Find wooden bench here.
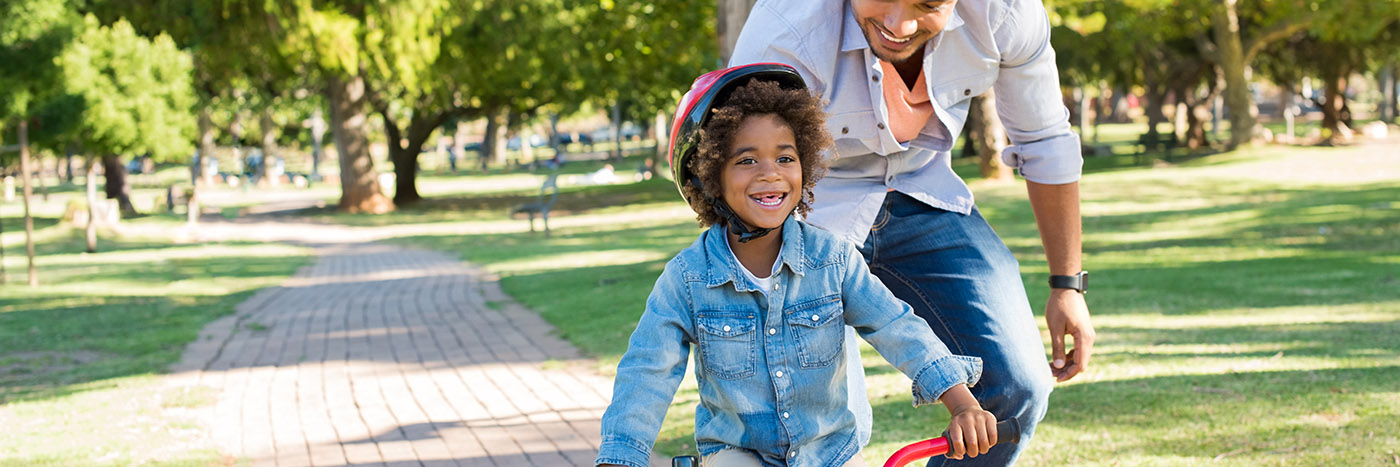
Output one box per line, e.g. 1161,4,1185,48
1136,132,1180,164
511,173,559,237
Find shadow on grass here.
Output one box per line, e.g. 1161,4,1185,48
868,366,1400,463
984,182,1400,317
301,176,681,227
0,237,308,405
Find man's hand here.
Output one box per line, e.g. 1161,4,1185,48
1045,289,1094,382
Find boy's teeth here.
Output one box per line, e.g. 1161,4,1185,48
754,194,785,206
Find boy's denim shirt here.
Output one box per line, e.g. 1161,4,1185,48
595,216,982,467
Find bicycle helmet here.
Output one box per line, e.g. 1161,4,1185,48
667,63,807,242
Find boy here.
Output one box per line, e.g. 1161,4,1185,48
595,64,997,467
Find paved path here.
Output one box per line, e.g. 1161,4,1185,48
166,227,661,466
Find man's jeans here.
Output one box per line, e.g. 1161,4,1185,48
851,192,1053,466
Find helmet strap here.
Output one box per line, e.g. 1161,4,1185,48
692,175,777,243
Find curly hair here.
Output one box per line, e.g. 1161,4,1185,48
682,79,832,227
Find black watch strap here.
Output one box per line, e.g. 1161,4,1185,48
1049,271,1088,293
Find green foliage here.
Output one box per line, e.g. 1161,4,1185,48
57,15,197,162
0,0,79,146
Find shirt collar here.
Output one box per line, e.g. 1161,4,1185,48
703,216,806,289
841,1,966,53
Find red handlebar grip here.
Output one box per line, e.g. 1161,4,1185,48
881,419,1021,467
882,438,950,467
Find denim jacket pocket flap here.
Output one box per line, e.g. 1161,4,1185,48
698,315,756,337
785,295,842,328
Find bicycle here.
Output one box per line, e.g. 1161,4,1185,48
670,418,1022,467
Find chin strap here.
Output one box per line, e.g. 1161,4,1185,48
691,175,777,243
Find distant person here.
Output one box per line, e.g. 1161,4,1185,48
730,0,1096,464
595,64,999,467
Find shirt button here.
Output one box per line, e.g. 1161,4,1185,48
887,175,894,183
811,314,820,321
768,328,777,335
964,89,972,96
841,127,849,134
872,75,879,82
877,122,886,130
783,412,790,419
775,370,784,378
790,451,797,458
723,325,731,332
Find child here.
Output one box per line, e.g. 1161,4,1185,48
595,64,997,467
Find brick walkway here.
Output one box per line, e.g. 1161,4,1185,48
168,240,659,466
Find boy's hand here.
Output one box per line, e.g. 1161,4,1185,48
945,403,997,460
938,384,997,460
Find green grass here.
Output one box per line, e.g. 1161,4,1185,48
0,208,310,465
375,136,1400,465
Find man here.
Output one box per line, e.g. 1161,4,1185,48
730,0,1095,464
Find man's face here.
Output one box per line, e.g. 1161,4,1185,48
850,0,958,64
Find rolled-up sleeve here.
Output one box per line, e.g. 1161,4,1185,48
992,0,1083,185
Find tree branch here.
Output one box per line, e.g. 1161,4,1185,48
1194,34,1221,64
1244,17,1312,62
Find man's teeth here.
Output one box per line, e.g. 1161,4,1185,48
881,30,911,43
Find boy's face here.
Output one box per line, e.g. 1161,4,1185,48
720,114,803,230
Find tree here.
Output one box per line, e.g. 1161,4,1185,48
58,15,197,216
1,0,79,284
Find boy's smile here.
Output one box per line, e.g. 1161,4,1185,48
721,114,803,231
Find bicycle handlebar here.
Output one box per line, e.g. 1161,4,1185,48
882,419,1022,467
670,419,1022,467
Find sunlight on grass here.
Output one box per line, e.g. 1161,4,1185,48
366,140,1400,465
492,248,674,274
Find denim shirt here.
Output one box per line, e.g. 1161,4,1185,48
595,217,982,467
730,0,1083,245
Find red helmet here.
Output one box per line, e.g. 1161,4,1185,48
667,63,807,202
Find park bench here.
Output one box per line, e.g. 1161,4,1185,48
1136,132,1180,164
511,172,559,237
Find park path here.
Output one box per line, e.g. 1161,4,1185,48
164,215,663,466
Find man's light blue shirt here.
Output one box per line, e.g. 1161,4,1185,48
730,0,1084,245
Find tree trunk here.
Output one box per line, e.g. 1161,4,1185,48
652,110,668,178
1320,71,1352,146
718,0,759,65
1380,62,1396,122
100,154,136,216
196,107,215,186
64,146,75,184
86,159,98,253
482,109,507,171
968,90,1012,181
1212,0,1257,149
611,102,624,161
19,121,38,286
1144,67,1168,140
259,108,278,186
310,108,326,178
326,73,392,213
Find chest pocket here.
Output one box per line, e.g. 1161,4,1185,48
696,311,757,380
785,295,844,368
931,72,997,113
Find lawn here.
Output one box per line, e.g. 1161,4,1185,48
0,197,311,465
377,133,1399,465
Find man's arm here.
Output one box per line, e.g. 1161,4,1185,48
1026,180,1094,382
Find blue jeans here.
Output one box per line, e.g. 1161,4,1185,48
856,192,1052,466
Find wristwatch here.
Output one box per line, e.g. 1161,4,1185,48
1049,271,1088,293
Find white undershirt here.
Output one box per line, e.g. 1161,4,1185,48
724,234,780,295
